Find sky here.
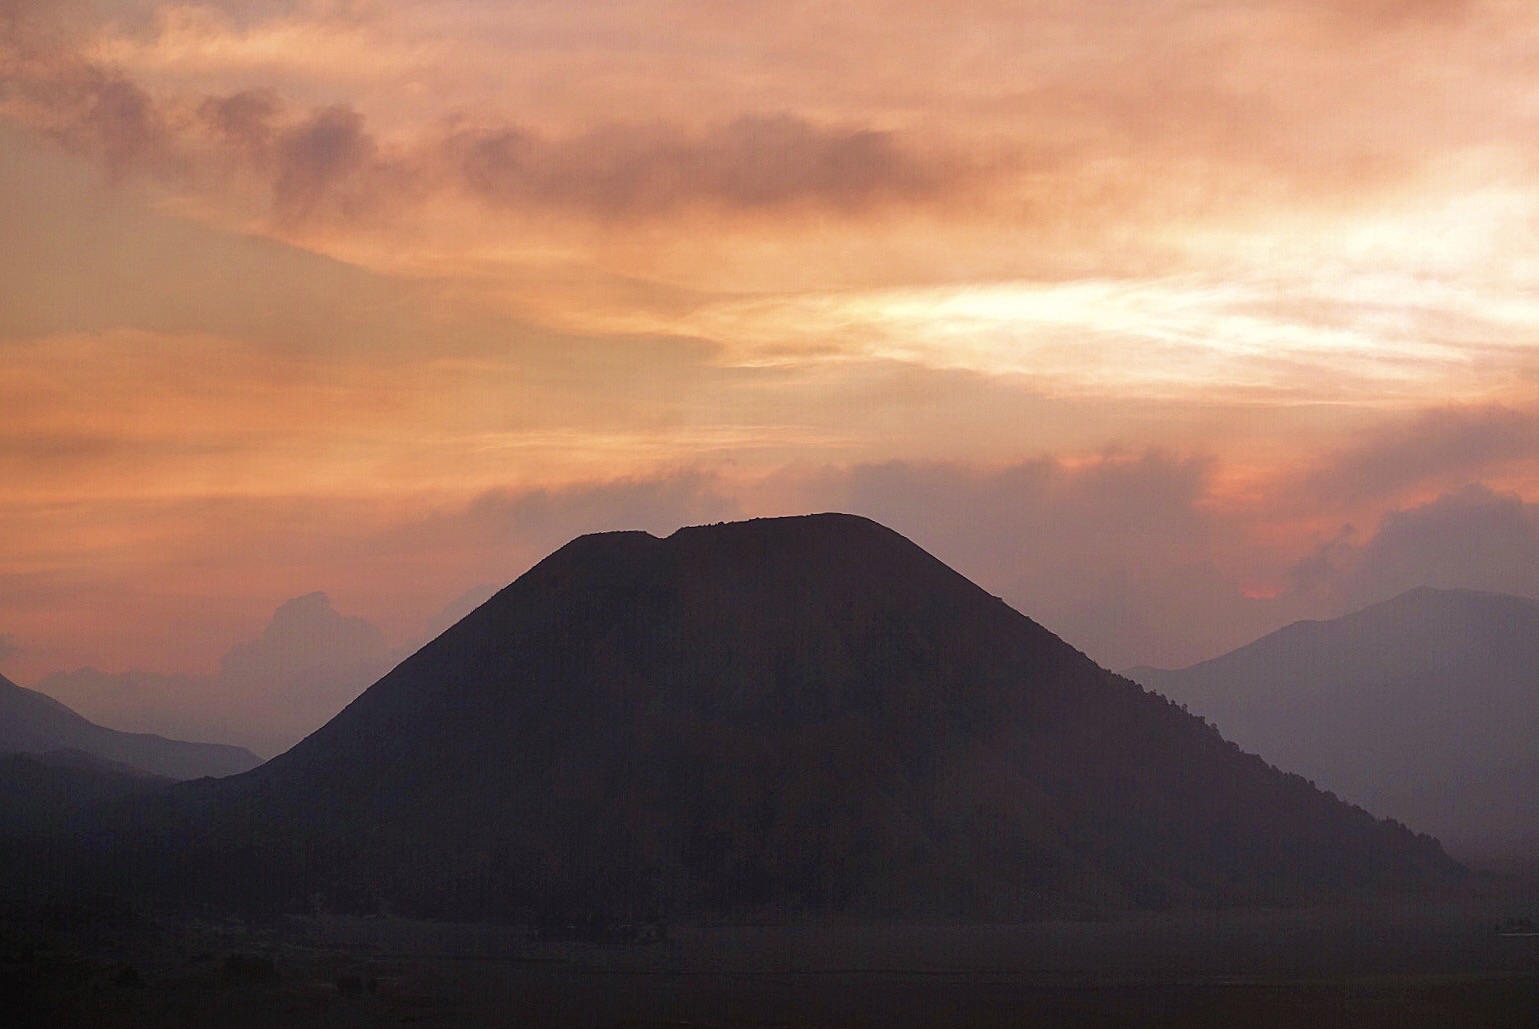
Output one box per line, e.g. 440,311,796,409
3,0,1538,754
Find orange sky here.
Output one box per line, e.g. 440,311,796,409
2,0,1538,750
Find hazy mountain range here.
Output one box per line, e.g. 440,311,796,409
80,514,1457,921
0,673,262,781
1127,587,1539,860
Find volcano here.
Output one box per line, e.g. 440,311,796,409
122,514,1458,918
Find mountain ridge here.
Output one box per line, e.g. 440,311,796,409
102,514,1461,919
1126,586,1539,857
0,673,262,781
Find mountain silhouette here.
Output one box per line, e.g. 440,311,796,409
122,515,1457,918
1127,587,1539,859
0,673,262,781
0,749,171,838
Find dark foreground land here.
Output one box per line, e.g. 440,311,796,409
5,899,1537,1028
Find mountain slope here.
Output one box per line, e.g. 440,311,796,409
127,515,1458,918
1127,587,1539,857
0,749,171,835
0,674,262,780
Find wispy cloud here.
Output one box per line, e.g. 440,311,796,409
673,272,1539,403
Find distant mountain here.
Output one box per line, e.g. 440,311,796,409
1127,587,1539,859
111,516,1457,920
0,674,262,781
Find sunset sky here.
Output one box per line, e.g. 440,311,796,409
3,0,1538,753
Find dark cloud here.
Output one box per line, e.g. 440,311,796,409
0,5,170,176
1354,484,1539,599
1,8,959,226
1,0,1519,240
1292,484,1539,611
66,71,161,173
1305,406,1539,503
453,114,940,217
1,12,960,226
199,89,281,166
265,108,955,223
5,57,169,175
272,104,386,222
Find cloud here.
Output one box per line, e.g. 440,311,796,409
0,43,171,176
451,114,941,217
7,0,1536,324
10,0,1532,230
0,12,963,227
1354,484,1539,597
271,102,405,222
217,590,387,696
64,71,164,173
270,102,363,210
0,633,18,666
37,591,391,757
1304,406,1539,503
1292,483,1539,610
198,88,280,165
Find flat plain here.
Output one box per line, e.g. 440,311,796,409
8,896,1537,1027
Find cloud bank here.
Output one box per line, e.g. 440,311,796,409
38,591,391,757
1294,484,1539,613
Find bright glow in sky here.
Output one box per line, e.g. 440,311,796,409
2,0,1538,750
